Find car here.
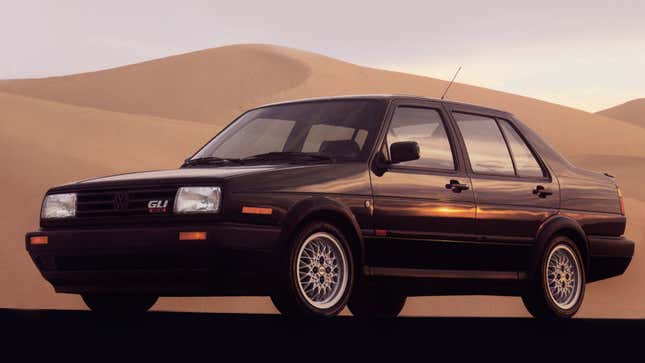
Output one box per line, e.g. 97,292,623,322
26,95,634,319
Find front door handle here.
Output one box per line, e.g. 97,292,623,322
533,185,553,198
445,179,470,193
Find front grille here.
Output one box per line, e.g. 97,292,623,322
76,187,177,218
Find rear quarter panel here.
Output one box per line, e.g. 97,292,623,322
558,168,626,236
510,116,626,237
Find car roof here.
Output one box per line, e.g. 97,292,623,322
255,94,514,118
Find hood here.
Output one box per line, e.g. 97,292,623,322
49,164,315,192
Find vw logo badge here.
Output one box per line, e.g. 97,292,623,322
113,191,129,211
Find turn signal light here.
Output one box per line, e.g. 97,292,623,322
242,206,273,215
179,231,207,241
30,236,48,245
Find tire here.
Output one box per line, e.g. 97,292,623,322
271,221,354,317
82,294,158,315
348,283,406,318
522,236,585,319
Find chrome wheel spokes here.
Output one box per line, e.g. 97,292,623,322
546,244,582,310
296,232,348,309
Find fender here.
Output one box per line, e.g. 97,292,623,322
529,214,590,280
277,196,365,265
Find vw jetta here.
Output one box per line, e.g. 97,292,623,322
26,95,634,319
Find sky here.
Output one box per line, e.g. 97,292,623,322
1,0,644,112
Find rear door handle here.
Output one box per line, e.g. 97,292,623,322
445,179,469,193
533,185,553,198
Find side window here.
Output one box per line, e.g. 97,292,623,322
453,112,515,176
387,107,455,170
498,120,545,178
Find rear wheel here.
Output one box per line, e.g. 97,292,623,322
271,222,354,317
82,294,158,315
348,284,406,318
522,236,585,319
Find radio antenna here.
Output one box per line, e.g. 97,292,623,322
440,66,462,100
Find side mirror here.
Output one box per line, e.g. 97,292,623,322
390,141,420,164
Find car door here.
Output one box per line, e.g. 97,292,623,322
366,99,481,272
449,108,559,271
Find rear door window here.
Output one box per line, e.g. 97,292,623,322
498,120,545,178
453,112,515,176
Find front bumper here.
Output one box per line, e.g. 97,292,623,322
588,235,635,282
26,223,282,295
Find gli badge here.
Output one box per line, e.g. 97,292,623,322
148,200,169,213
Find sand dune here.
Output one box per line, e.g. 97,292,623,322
597,98,645,128
3,44,645,162
1,44,643,317
0,45,310,124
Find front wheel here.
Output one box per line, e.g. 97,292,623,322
522,236,585,319
271,222,354,317
82,294,158,315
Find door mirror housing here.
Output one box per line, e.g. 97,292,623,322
390,141,420,164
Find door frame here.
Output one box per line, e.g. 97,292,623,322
440,102,556,184
368,97,469,175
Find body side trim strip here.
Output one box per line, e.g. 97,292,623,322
365,266,526,280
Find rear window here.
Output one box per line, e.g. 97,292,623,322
302,125,368,152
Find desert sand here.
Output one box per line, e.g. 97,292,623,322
597,98,645,128
1,44,643,317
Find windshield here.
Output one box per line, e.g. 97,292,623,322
189,99,387,163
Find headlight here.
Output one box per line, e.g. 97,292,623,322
174,187,221,214
41,193,77,219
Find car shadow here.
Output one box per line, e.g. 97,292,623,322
3,308,641,358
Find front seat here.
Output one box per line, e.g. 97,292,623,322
318,140,361,159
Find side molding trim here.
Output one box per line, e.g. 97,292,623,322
364,266,526,281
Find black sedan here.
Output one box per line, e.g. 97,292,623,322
26,95,634,319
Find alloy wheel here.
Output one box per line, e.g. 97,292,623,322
545,244,582,310
295,232,349,310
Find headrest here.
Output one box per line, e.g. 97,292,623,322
318,140,360,158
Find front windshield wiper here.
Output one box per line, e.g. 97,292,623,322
182,156,244,167
242,152,335,163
